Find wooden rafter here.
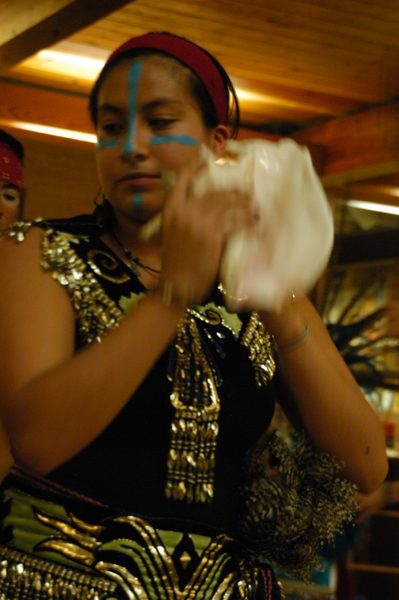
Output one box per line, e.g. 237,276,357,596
0,0,133,74
293,102,399,189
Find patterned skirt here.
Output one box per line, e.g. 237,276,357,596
0,468,283,599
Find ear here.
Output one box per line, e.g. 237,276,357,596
210,125,229,158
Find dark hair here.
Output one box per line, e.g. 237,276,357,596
89,35,240,137
0,129,25,163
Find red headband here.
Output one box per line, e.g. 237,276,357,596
106,32,228,125
0,143,24,190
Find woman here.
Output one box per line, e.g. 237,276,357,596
0,32,387,599
0,129,24,482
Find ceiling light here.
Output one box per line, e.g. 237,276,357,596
16,41,110,81
235,87,312,109
37,49,105,72
1,120,96,144
345,199,399,216
27,42,298,110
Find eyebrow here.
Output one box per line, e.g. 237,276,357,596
0,183,19,191
142,98,184,111
97,98,184,116
97,103,125,116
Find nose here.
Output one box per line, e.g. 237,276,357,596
121,119,150,162
121,60,149,161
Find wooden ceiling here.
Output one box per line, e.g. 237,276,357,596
1,0,399,214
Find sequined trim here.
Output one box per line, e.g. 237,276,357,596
41,229,124,344
7,220,124,345
6,218,41,242
0,545,117,599
240,313,276,388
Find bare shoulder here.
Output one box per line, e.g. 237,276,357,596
0,224,43,260
0,225,75,399
0,225,68,306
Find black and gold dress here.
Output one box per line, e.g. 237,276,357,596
0,212,285,599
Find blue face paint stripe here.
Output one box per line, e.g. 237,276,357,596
132,193,143,213
123,61,142,155
151,135,199,147
96,138,119,150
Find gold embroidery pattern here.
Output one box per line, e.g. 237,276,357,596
1,486,261,599
41,229,124,344
87,248,131,284
241,313,276,388
166,310,276,504
34,508,102,565
189,302,243,338
119,291,146,314
95,514,257,599
166,315,220,503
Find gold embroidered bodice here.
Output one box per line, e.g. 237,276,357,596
8,216,277,534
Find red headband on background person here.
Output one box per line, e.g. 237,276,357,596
106,32,229,125
0,143,24,189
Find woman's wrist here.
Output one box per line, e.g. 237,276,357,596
260,302,304,336
260,299,310,353
275,321,310,352
150,281,190,312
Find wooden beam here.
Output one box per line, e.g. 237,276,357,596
0,80,93,137
0,79,329,175
3,79,399,189
0,80,282,144
294,103,399,185
346,183,399,207
0,0,132,74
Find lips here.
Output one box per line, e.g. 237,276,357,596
117,173,160,185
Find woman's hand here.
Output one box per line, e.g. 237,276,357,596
159,161,255,305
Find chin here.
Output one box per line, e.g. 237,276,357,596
130,205,162,225
131,196,165,220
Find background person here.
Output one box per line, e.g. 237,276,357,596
0,129,25,229
0,129,23,480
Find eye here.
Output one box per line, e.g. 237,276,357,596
98,122,125,137
149,118,176,129
0,189,20,204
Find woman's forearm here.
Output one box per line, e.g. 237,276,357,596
260,296,388,492
5,293,184,475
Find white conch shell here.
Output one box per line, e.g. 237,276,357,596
190,138,334,312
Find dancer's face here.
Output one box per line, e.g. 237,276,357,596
95,55,226,223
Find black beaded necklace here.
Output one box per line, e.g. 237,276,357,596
109,228,161,278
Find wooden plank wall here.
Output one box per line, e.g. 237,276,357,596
18,135,98,220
